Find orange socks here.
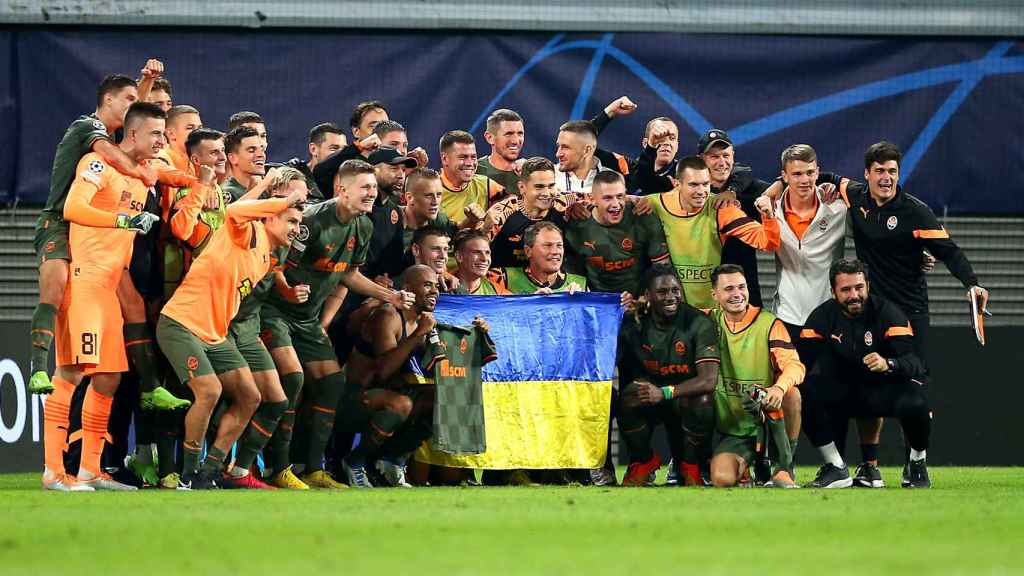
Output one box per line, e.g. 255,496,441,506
43,377,76,475
80,386,114,478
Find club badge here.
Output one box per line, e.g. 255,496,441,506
864,331,873,346
886,216,898,230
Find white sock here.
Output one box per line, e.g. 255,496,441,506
818,442,845,468
229,466,250,478
135,444,154,465
909,448,927,462
77,468,97,481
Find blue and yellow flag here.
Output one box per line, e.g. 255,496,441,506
415,292,623,469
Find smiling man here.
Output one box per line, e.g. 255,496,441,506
477,109,526,192
259,159,415,489
617,265,719,486
157,172,306,490
648,156,780,310
484,157,579,268
222,126,266,201
452,230,507,295
439,130,504,225
708,264,804,489
799,259,932,488
564,170,669,297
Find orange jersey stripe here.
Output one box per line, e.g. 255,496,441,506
912,228,950,239
885,323,915,338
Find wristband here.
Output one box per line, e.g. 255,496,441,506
114,213,129,229
661,386,674,401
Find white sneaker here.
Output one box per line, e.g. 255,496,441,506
79,473,139,491
375,459,412,488
42,470,95,492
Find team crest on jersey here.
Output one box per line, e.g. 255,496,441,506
674,341,686,354
390,209,399,225
186,356,199,371
346,237,356,251
92,120,106,132
296,225,310,242
621,237,634,251
818,218,829,231
459,337,468,354
886,216,898,230
88,160,105,174
864,331,873,346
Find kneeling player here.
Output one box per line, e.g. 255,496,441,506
617,266,719,486
800,259,932,488
339,265,445,487
157,172,305,489
708,264,804,488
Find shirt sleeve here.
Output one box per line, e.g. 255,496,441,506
880,301,927,381
769,319,805,392
169,183,208,245
226,197,289,247
477,327,498,365
352,217,372,267
692,312,721,363
639,211,671,264
911,203,978,288
63,156,119,228
312,144,362,196
717,202,780,251
77,117,110,151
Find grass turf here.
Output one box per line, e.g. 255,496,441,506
1,467,1021,575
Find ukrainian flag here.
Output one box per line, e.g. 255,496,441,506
417,292,623,469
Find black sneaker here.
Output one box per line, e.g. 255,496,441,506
901,462,911,487
752,457,772,486
853,462,885,488
903,459,931,488
177,469,220,490
805,463,853,488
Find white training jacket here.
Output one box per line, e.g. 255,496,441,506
771,187,849,326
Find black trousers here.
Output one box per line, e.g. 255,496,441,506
801,365,931,452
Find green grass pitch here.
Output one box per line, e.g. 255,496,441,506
1,467,1021,575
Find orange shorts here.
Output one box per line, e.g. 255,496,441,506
55,275,127,375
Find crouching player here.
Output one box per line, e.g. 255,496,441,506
156,170,306,489
708,264,804,488
617,265,719,486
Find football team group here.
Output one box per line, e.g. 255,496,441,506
27,59,988,492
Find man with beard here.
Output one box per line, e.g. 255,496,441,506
339,265,452,487
484,157,580,268
617,265,719,486
564,170,668,296
221,126,266,201
648,156,780,310
707,264,804,489
260,159,415,489
799,259,932,488
477,109,525,192
439,130,503,225
452,230,508,295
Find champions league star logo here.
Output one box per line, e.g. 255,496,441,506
296,225,310,242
